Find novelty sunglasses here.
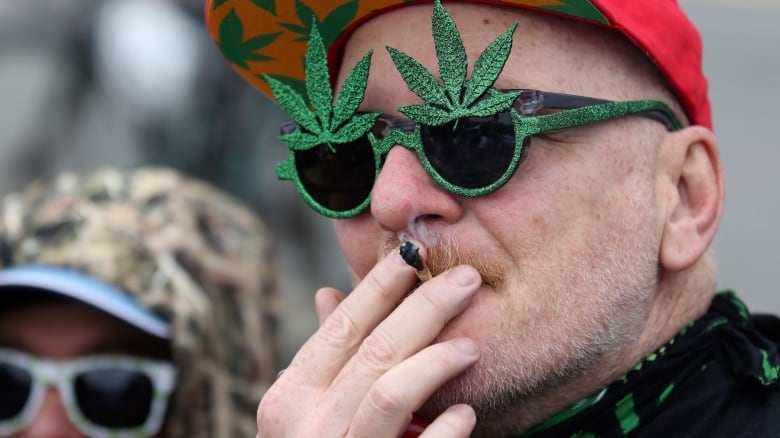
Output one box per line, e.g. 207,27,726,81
0,347,176,438
275,89,682,218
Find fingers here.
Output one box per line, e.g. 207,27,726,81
261,248,483,437
287,251,419,385
420,405,476,438
315,287,345,326
347,337,479,437
322,265,481,427
335,265,480,383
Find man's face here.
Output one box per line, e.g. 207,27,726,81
332,3,668,423
0,299,170,437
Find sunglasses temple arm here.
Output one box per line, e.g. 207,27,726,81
639,109,681,131
531,92,680,131
521,101,680,135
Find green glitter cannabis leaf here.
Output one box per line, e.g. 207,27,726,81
262,74,306,101
387,0,520,125
264,20,380,151
218,9,281,69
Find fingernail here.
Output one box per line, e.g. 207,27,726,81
447,265,478,287
453,337,480,356
450,404,477,427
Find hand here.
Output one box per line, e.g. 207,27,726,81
257,249,482,437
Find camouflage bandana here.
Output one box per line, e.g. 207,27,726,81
0,167,281,437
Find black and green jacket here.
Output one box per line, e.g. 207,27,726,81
521,291,780,438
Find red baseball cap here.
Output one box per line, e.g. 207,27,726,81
205,0,711,128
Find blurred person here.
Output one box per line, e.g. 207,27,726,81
206,0,780,436
0,167,280,437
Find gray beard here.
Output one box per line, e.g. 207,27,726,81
415,253,657,436
415,327,610,436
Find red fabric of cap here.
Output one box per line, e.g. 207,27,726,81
590,0,711,128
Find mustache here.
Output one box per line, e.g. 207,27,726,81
384,235,507,290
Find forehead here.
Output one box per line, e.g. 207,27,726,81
0,300,167,359
336,3,656,108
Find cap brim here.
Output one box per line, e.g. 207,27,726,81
0,265,170,339
205,0,709,127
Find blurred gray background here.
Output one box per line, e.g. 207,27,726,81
0,0,777,364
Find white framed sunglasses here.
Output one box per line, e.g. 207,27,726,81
0,347,176,437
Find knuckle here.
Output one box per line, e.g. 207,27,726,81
362,269,398,301
316,306,362,350
366,381,406,416
257,386,328,434
358,329,400,370
256,389,284,427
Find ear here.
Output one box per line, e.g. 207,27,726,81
657,126,724,272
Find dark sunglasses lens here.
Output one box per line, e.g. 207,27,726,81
421,111,518,189
295,137,375,212
75,369,153,428
0,361,32,420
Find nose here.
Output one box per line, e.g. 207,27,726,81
22,389,81,437
370,146,463,230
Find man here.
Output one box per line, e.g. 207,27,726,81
0,167,280,437
206,0,780,436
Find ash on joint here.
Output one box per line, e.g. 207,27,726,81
399,241,424,271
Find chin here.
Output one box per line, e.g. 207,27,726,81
418,287,520,413
414,281,645,434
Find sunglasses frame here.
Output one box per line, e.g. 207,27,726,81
0,347,176,438
276,89,682,219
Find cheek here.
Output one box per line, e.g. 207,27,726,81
470,148,649,264
468,166,565,255
332,217,382,280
